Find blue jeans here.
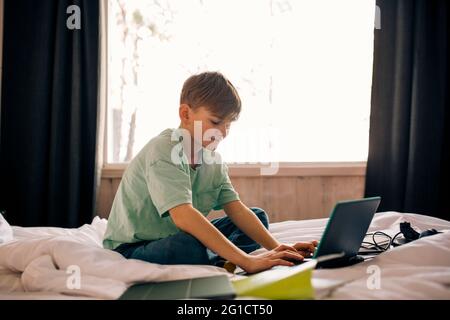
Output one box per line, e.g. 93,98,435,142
114,207,269,266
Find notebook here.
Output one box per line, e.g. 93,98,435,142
119,274,235,300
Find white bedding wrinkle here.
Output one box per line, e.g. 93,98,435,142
0,217,230,299
0,214,13,245
0,212,449,299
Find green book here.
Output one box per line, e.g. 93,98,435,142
232,253,345,299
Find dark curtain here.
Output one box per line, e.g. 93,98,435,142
0,0,100,227
365,0,450,220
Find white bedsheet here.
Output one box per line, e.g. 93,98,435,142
0,212,449,300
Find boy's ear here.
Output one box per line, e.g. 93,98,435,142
179,104,191,123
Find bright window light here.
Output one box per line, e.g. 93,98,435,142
107,0,376,163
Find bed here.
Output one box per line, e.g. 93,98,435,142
1,211,449,300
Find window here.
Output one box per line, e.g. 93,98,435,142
107,0,375,164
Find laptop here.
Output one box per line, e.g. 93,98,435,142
231,196,384,297
119,274,235,300
304,196,381,268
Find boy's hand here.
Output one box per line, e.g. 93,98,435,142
271,241,319,258
291,240,319,258
240,248,304,274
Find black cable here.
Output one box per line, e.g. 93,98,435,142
361,230,404,254
373,231,392,251
390,231,403,247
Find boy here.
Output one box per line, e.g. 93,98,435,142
103,72,317,274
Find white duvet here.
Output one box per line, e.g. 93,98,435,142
0,211,449,300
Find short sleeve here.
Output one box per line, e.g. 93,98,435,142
146,160,193,217
213,164,240,210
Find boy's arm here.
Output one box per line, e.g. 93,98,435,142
223,200,280,250
169,203,303,273
223,200,319,257
169,203,248,266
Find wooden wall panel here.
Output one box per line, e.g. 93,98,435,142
261,178,298,222
96,175,365,222
295,177,325,220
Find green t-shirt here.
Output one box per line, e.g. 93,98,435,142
103,128,240,250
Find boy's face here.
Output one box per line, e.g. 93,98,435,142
179,104,232,149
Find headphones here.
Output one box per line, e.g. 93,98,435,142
363,221,442,251
399,221,441,243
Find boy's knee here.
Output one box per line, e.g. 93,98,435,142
172,232,210,264
250,207,269,229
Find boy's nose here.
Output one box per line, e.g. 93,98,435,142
221,129,227,139
220,124,230,139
